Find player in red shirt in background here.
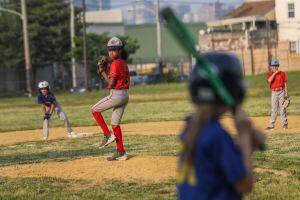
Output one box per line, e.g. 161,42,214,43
92,37,130,161
265,59,289,130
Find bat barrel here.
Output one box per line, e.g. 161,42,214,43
161,7,235,107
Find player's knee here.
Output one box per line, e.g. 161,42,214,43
91,106,101,113
59,115,66,121
111,124,119,128
92,110,102,115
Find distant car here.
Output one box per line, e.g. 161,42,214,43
141,73,161,84
129,70,142,86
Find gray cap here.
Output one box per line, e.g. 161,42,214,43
107,37,123,50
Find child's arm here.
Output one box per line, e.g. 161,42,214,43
267,70,279,83
284,82,288,97
101,71,117,89
50,104,55,115
233,106,266,193
100,71,110,83
41,104,46,113
41,104,56,120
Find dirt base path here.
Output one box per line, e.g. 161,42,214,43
0,116,299,183
1,115,300,146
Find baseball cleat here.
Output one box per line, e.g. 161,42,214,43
99,133,116,149
107,151,128,161
264,127,274,131
68,131,78,138
283,125,288,129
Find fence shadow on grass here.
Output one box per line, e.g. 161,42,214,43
0,134,178,167
0,147,114,167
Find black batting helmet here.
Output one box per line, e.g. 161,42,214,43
189,52,245,106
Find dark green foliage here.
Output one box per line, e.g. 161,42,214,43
0,0,139,72
27,0,73,65
0,1,23,67
0,0,76,68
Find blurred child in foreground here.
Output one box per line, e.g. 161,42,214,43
177,52,266,200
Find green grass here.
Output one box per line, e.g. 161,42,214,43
0,83,192,132
0,177,176,200
0,135,178,167
246,172,300,200
1,133,300,199
1,71,300,132
1,72,300,199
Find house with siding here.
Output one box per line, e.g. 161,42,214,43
276,0,300,53
198,0,277,75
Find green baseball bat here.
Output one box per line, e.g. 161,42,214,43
161,8,235,107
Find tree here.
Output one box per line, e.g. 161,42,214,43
27,0,76,66
0,0,79,69
0,1,23,68
0,0,140,85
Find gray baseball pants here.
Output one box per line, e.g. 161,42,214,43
268,90,288,128
43,102,73,138
91,89,129,125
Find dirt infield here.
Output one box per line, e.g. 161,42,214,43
1,115,300,146
0,115,299,183
0,156,177,183
0,121,185,146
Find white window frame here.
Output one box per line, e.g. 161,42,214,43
290,41,296,53
287,3,295,18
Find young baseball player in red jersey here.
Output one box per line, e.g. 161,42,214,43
92,36,130,161
265,59,289,130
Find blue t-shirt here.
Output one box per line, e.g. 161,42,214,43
178,118,246,200
37,93,57,107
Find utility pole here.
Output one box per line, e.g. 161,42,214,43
156,0,162,58
155,0,163,76
0,1,32,96
82,0,88,90
70,0,77,88
21,0,32,96
266,20,271,67
99,0,103,10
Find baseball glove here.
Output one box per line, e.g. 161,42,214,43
97,55,109,75
282,96,290,109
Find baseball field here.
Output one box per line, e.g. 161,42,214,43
1,72,300,199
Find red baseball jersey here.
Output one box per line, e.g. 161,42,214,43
109,58,130,89
267,71,286,90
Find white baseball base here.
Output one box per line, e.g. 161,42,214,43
72,132,98,138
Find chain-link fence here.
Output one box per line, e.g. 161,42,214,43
0,56,193,95
0,67,26,95
0,62,95,95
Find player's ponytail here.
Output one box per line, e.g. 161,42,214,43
120,39,128,61
183,105,218,168
178,105,219,186
120,48,128,61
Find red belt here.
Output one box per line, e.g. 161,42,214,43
272,87,283,91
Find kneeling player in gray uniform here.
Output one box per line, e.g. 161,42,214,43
37,81,77,140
